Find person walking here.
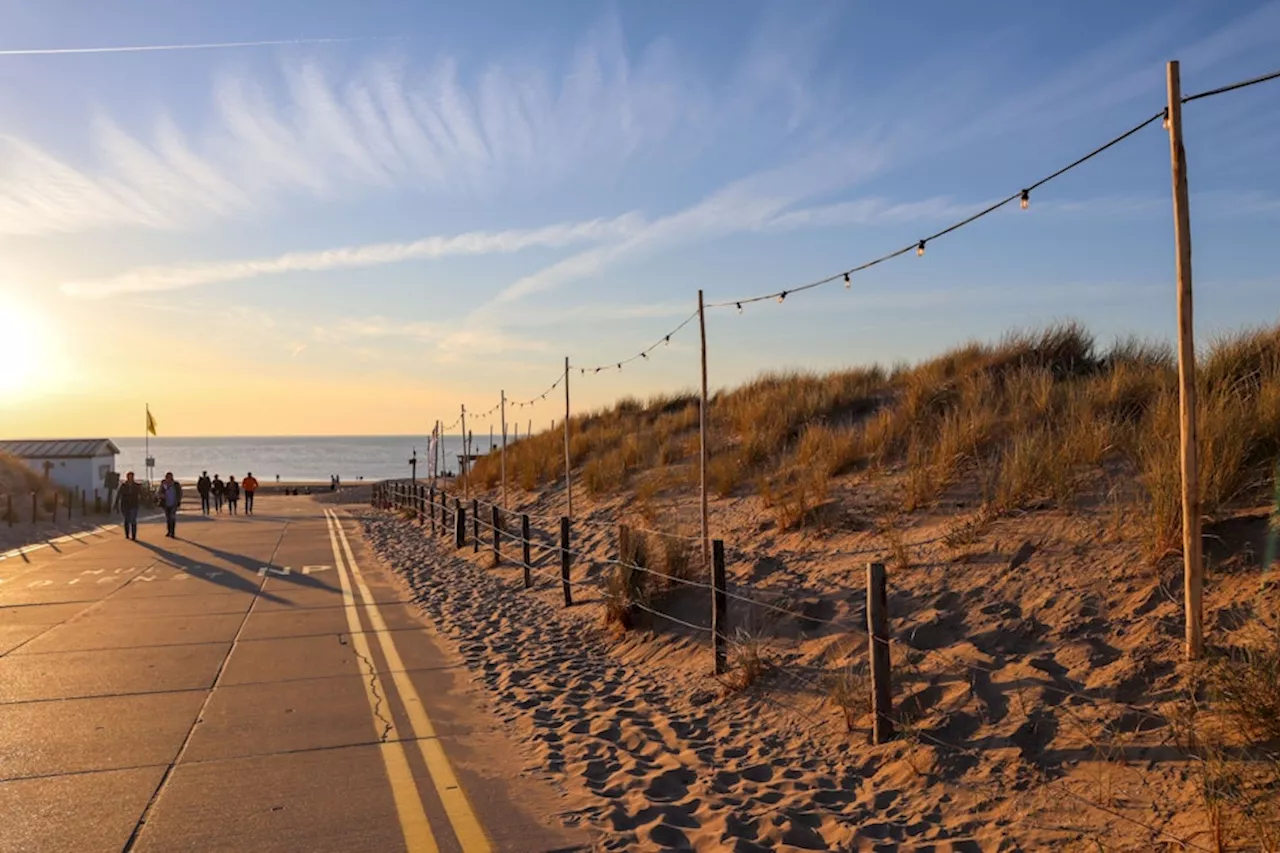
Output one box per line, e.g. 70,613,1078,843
226,476,240,515
113,471,142,540
197,471,212,515
157,472,183,538
211,474,225,513
243,472,259,515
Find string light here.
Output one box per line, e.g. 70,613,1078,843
737,302,743,313
1162,109,1170,130
1020,189,1030,210
777,291,787,303
843,272,850,289
916,240,926,257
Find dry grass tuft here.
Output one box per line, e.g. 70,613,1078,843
827,662,869,732
723,629,767,692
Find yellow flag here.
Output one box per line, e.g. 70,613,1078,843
146,408,157,436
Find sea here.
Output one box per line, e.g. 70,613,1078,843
114,435,495,483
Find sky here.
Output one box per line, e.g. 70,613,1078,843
0,0,1278,438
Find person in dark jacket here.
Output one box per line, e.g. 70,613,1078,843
157,472,183,538
197,471,212,514
113,471,143,540
211,474,225,513
226,475,240,515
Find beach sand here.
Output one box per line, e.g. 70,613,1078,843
347,475,1279,850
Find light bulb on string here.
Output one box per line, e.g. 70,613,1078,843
617,363,622,370
641,352,647,359
1020,189,1029,210
736,302,743,314
777,291,787,304
664,336,670,345
1162,109,1170,130
843,273,851,289
917,240,926,257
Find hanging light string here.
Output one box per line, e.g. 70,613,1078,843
510,372,567,410
1182,66,1280,103
708,109,1166,310
575,310,700,375
438,65,1280,432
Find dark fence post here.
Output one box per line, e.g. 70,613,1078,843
472,498,479,553
94,489,101,515
429,487,436,534
560,516,572,607
712,539,727,675
521,514,531,589
81,489,87,517
618,523,631,564
491,504,501,565
31,491,38,524
52,491,58,523
454,499,465,549
418,485,425,526
867,561,894,744
7,493,13,526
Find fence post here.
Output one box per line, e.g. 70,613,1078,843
31,491,38,524
454,499,465,549
618,523,631,564
712,539,727,675
52,491,58,523
472,498,479,553
560,516,572,606
94,489,101,514
867,561,894,744
419,485,425,526
492,504,501,565
522,514,531,589
81,489,86,517
429,487,436,534
7,493,12,526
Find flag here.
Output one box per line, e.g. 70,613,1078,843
146,407,157,436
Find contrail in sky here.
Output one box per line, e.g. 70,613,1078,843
0,37,401,56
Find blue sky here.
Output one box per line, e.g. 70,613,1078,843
2,0,1279,436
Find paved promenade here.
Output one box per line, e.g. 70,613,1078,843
0,498,585,853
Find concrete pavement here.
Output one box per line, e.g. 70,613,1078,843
0,497,587,853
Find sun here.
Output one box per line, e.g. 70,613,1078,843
0,296,45,398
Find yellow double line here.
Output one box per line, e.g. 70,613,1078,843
323,509,490,853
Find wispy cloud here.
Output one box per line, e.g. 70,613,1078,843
0,16,820,237
60,214,642,297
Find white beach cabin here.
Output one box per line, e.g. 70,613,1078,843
0,439,120,495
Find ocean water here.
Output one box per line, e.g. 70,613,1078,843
113,435,499,483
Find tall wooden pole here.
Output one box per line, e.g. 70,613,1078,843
564,356,573,519
1167,59,1202,661
698,289,710,572
460,404,469,501
500,390,508,508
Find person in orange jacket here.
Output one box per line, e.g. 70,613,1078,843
243,472,260,515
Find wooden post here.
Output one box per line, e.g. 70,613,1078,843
94,489,101,515
460,404,469,501
81,489,86,516
564,356,573,519
472,498,480,552
618,523,631,565
7,494,12,526
1167,60,1203,661
52,490,58,523
698,289,710,572
491,504,501,565
712,539,727,675
867,561,894,743
454,498,465,549
429,487,436,534
31,491,37,524
500,390,508,508
521,514,532,589
560,516,572,607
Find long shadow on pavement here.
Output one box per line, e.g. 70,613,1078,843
132,540,292,604
183,539,341,593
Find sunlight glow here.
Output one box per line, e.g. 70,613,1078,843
0,296,46,399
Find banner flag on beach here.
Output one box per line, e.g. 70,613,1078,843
146,406,158,436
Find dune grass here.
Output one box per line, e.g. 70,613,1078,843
469,321,1280,555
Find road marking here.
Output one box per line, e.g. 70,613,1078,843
324,510,439,853
327,509,492,853
301,564,331,574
